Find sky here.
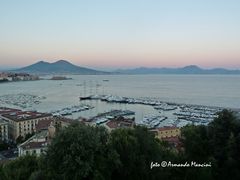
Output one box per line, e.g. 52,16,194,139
0,0,240,70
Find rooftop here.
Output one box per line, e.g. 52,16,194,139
105,117,135,129
54,116,76,124
156,126,179,131
19,130,48,150
105,121,118,129
0,118,8,125
33,130,49,140
0,107,21,115
20,141,48,150
36,119,53,131
2,111,52,122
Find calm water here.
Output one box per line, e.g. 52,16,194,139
0,75,240,120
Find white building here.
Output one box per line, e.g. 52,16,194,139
0,118,8,142
1,111,52,141
18,130,48,156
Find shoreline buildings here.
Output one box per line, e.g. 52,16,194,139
0,72,39,82
0,107,52,141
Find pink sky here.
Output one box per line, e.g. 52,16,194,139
1,0,240,69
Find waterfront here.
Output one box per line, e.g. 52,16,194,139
0,75,239,124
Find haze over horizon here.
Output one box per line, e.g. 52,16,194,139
1,0,240,69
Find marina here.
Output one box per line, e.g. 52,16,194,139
89,109,135,125
0,93,46,109
51,104,94,116
139,115,167,128
0,75,239,129
78,94,223,127
0,92,226,128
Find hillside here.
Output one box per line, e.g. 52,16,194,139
13,60,109,75
115,65,240,74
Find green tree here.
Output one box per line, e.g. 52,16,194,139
0,155,39,180
181,109,240,180
180,125,214,180
43,122,119,180
1,110,239,180
108,126,173,180
208,109,240,180
181,125,211,161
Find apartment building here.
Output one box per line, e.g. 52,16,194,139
150,126,181,139
0,118,8,142
1,111,52,141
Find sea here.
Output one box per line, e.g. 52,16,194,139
0,75,240,121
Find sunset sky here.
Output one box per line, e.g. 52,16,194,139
1,0,240,70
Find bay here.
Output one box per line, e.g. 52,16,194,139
0,75,240,121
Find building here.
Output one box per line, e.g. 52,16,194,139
1,111,52,141
0,118,8,142
0,73,11,82
18,117,75,157
0,107,22,115
150,126,182,150
54,116,76,128
161,136,182,150
104,116,135,131
0,72,39,82
150,126,181,139
35,119,53,132
18,130,48,156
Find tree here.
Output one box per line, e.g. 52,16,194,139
208,109,240,180
181,109,240,180
43,123,175,180
1,110,239,180
0,155,39,180
108,126,173,180
43,122,119,180
181,125,211,161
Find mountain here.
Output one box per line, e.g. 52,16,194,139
115,65,240,74
10,62,240,75
12,60,109,75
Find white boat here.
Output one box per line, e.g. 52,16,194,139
95,118,108,125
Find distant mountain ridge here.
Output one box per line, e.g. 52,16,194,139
115,65,240,74
12,60,109,75
9,61,240,75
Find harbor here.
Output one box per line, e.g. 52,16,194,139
0,93,46,109
77,94,225,128
0,92,225,128
89,109,135,125
51,104,94,116
0,76,239,129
